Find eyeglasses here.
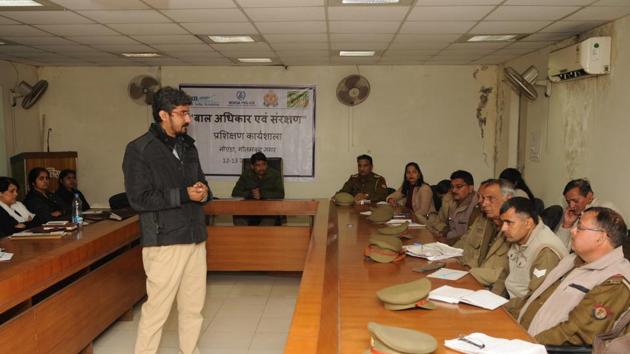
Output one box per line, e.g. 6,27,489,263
575,223,605,233
171,110,191,117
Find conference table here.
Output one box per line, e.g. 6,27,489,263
0,199,532,354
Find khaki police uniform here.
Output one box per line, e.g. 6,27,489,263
427,192,478,242
454,214,497,268
339,172,388,202
518,247,630,346
469,232,510,295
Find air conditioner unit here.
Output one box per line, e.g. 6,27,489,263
548,36,611,82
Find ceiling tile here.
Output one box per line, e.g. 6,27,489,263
593,0,630,5
181,22,258,35
329,21,401,34
0,45,46,54
263,33,327,42
471,21,552,33
152,43,215,52
523,32,574,41
492,47,536,55
439,48,495,56
407,6,494,21
132,35,203,44
244,7,325,21
0,16,18,25
174,52,225,60
384,49,440,57
219,49,276,56
256,21,326,34
50,0,150,10
331,42,390,50
400,21,476,34
417,0,502,5
68,36,140,45
328,6,409,21
540,20,604,33
388,40,449,50
505,41,552,49
78,10,171,24
161,9,248,22
276,49,329,57
281,59,330,66
35,44,104,53
565,6,630,20
136,58,188,65
143,0,237,9
92,44,157,52
36,24,119,36
486,6,580,20
505,0,594,4
67,52,121,59
2,36,74,45
0,25,52,36
0,11,94,25
330,34,394,42
210,42,271,51
237,0,323,7
108,23,187,35
181,58,234,65
330,57,380,64
394,33,461,42
271,42,328,50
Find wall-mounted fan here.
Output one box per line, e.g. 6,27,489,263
128,75,161,105
336,74,370,106
11,80,48,109
504,66,550,100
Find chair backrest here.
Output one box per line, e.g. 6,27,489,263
242,157,283,175
533,198,545,216
541,205,563,231
109,192,130,210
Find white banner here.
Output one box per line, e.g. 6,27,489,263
180,84,316,178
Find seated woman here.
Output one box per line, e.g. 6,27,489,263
386,162,435,224
24,167,64,225
54,169,90,214
0,177,37,237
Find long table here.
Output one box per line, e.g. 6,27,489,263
0,217,145,354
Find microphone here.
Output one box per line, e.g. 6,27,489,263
47,128,52,152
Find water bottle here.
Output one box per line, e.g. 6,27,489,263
71,193,83,226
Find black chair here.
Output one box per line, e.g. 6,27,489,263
541,205,563,230
109,192,130,210
385,187,396,196
533,197,545,217
545,345,591,354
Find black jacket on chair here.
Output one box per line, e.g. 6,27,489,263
23,190,65,225
122,124,211,247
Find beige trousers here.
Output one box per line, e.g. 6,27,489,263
134,241,207,354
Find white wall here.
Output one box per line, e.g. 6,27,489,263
0,60,40,175
502,15,630,218
34,64,498,205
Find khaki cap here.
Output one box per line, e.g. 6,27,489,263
378,222,409,235
369,234,403,252
367,205,394,223
364,244,405,263
376,278,436,311
334,192,355,206
365,322,437,354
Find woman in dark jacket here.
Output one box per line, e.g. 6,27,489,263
23,167,64,225
54,169,90,213
0,176,38,237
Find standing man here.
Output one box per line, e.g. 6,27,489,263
556,179,617,250
231,151,284,225
123,87,210,354
427,170,478,243
338,154,388,203
497,197,568,315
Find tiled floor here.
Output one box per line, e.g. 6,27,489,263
93,272,300,354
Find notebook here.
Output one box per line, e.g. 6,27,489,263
427,268,469,281
429,285,508,310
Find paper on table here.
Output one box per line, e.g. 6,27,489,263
429,285,475,304
376,201,388,205
82,210,107,215
360,211,372,216
427,268,468,281
403,243,463,261
385,218,412,224
460,290,508,310
0,252,13,261
444,332,547,354
44,221,67,226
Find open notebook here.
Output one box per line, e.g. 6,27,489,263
428,285,508,310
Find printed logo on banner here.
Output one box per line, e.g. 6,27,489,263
263,90,278,107
287,90,309,108
228,90,255,106
191,95,219,107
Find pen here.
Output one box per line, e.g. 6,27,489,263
458,335,485,349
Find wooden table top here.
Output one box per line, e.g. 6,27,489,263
287,200,533,354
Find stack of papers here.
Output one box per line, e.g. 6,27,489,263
429,285,508,310
427,268,468,281
10,230,67,239
444,333,547,354
0,251,13,261
403,242,463,261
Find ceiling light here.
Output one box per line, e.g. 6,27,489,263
208,35,254,43
122,53,161,58
0,0,42,6
342,0,399,4
237,58,272,63
339,50,375,57
468,35,519,42
0,41,6,45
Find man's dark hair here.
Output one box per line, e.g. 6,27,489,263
563,178,593,197
356,154,373,165
499,168,535,200
0,176,19,193
585,207,627,248
500,197,539,224
450,170,474,186
250,152,267,164
152,87,193,123
27,167,49,190
58,169,76,185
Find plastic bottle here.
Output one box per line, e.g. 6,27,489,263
71,193,83,226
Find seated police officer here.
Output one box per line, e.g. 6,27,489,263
338,154,388,203
231,152,284,226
